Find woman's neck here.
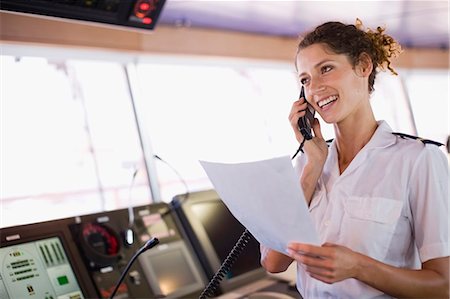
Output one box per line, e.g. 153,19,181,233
334,108,378,174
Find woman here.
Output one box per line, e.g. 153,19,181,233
260,20,449,298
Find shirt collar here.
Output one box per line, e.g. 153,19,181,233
328,120,396,157
364,120,397,150
324,120,396,180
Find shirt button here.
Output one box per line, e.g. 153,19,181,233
324,220,331,226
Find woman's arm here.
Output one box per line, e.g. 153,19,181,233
296,119,328,205
358,254,449,298
289,97,328,205
260,244,293,273
288,243,449,298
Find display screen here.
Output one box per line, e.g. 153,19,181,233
190,200,261,279
0,237,84,299
138,240,205,298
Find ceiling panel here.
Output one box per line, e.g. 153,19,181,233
158,0,450,48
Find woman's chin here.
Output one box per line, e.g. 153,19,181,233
319,115,335,124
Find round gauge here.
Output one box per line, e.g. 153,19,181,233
80,222,121,267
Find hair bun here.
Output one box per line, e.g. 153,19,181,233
355,18,402,75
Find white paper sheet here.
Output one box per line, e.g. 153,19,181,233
200,156,319,255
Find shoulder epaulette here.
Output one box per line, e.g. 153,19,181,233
392,132,444,147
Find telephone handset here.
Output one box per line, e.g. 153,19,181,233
297,86,315,140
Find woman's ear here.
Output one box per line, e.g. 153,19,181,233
355,52,373,77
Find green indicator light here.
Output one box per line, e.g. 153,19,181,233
57,275,69,285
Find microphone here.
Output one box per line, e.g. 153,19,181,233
109,237,160,299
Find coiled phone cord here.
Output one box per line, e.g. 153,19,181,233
198,229,252,299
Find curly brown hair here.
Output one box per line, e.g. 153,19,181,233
296,19,402,93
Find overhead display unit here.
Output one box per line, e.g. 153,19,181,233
0,0,166,30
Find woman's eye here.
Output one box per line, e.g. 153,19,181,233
300,78,309,85
321,65,333,73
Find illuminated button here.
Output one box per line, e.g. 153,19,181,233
143,17,153,25
140,2,150,11
57,275,69,285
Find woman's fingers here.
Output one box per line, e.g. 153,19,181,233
289,100,308,122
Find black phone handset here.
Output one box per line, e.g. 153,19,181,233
198,229,252,299
297,85,315,140
292,86,315,159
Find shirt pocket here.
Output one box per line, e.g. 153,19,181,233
340,196,403,260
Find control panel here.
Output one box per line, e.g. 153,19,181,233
69,203,206,298
1,195,301,299
0,202,206,299
0,236,85,299
0,0,166,30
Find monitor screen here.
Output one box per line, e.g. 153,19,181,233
138,240,205,299
0,236,85,299
189,199,261,279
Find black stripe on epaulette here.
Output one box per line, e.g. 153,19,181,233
392,132,444,147
326,139,334,144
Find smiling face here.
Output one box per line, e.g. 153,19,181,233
296,43,372,125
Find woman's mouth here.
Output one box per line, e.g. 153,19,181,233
317,95,338,109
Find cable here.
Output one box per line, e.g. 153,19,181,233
109,237,159,299
153,154,190,202
198,229,252,299
291,137,306,160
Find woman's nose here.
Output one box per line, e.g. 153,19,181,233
308,76,325,96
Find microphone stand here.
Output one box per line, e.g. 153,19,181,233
109,237,160,299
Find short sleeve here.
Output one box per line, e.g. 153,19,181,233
409,145,449,262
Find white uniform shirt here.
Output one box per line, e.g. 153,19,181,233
294,120,449,299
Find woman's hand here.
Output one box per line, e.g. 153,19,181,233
303,118,328,166
288,98,328,166
287,242,362,284
289,97,310,144
288,243,449,298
